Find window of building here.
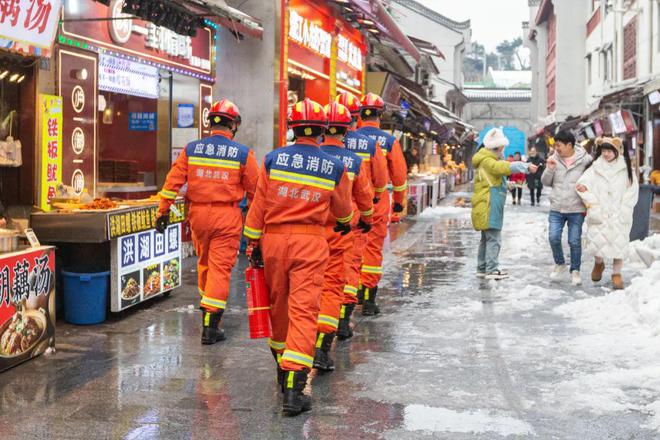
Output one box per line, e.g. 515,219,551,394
586,54,592,85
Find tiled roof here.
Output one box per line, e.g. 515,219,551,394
464,88,532,102
390,0,471,31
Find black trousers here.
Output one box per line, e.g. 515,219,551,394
528,180,542,203
510,187,522,201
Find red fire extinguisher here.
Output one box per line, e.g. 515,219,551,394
245,264,272,339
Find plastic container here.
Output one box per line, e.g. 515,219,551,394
61,270,110,325
245,266,272,339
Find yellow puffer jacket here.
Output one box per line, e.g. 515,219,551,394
471,148,512,231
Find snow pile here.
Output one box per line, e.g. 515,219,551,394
552,261,660,430
630,234,660,268
418,206,470,218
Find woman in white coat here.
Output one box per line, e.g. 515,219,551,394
576,137,638,289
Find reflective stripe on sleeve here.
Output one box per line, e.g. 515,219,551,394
336,211,354,224
243,225,263,239
200,296,227,310
281,349,314,368
317,314,339,329
159,189,177,199
361,265,383,274
392,182,408,192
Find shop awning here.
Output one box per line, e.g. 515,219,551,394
339,0,421,62
182,0,264,39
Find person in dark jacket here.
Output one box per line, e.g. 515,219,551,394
526,147,545,206
404,146,420,172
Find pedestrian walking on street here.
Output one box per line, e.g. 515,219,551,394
526,147,545,206
315,102,373,371
576,137,639,290
243,98,354,416
471,128,538,280
541,130,593,286
335,91,388,339
509,152,526,205
356,93,408,315
156,99,259,344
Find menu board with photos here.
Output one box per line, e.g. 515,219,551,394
111,224,181,312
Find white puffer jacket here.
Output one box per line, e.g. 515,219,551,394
576,156,639,259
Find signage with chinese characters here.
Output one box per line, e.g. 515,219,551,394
107,202,186,240
288,9,331,58
58,50,97,197
111,224,181,312
61,0,212,78
0,247,56,373
178,104,194,128
129,112,157,131
38,94,62,211
98,54,159,99
337,34,363,72
609,111,627,134
0,0,61,50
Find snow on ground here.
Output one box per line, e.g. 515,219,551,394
418,205,471,219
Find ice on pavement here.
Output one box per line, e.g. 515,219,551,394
403,404,534,436
418,206,471,218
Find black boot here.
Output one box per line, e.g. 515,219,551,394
362,286,380,316
282,370,312,416
271,349,285,393
337,304,355,340
201,309,226,345
357,285,364,305
313,332,336,372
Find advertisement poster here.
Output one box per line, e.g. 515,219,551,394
129,112,157,131
39,94,63,211
0,247,56,373
112,224,181,312
177,104,195,128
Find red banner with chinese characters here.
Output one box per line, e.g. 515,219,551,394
335,20,366,96
38,94,63,211
0,247,56,373
0,0,61,53
58,49,97,197
60,0,212,78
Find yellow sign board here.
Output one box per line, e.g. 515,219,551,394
39,95,63,211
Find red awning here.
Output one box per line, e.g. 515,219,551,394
344,0,421,62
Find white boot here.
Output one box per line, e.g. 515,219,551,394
570,271,582,286
550,265,568,282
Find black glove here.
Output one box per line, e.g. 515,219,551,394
333,221,351,236
155,215,169,234
373,196,380,204
357,218,372,233
247,243,263,267
392,202,404,213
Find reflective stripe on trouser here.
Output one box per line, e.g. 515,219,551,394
318,226,352,334
262,231,329,372
361,195,390,288
189,203,243,312
344,226,366,305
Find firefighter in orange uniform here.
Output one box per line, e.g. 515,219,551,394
243,98,353,416
356,93,408,316
313,102,374,371
156,99,259,345
334,91,388,338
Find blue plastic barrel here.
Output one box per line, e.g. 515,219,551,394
61,270,110,325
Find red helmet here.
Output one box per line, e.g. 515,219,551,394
335,91,361,115
324,102,352,127
288,98,327,128
360,93,385,116
208,99,241,124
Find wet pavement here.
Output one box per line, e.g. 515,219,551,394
1,190,659,439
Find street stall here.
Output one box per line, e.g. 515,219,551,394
30,200,185,315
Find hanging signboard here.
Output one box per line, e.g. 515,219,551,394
111,224,181,312
98,54,159,99
0,0,61,50
38,95,63,211
608,111,626,134
0,246,56,373
61,0,212,78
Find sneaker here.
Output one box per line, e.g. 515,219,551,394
476,271,486,278
512,200,516,205
485,270,509,280
550,265,568,282
570,271,582,286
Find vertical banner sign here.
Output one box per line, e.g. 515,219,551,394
58,50,97,197
39,95,63,211
199,84,213,138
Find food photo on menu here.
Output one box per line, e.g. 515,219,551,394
120,271,141,308
142,263,162,299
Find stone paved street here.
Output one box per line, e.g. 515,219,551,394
1,192,659,439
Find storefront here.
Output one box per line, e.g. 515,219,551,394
54,0,215,201
278,0,367,144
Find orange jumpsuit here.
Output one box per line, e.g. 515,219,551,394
318,138,373,335
158,129,259,312
356,121,408,289
343,130,387,304
243,138,353,372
